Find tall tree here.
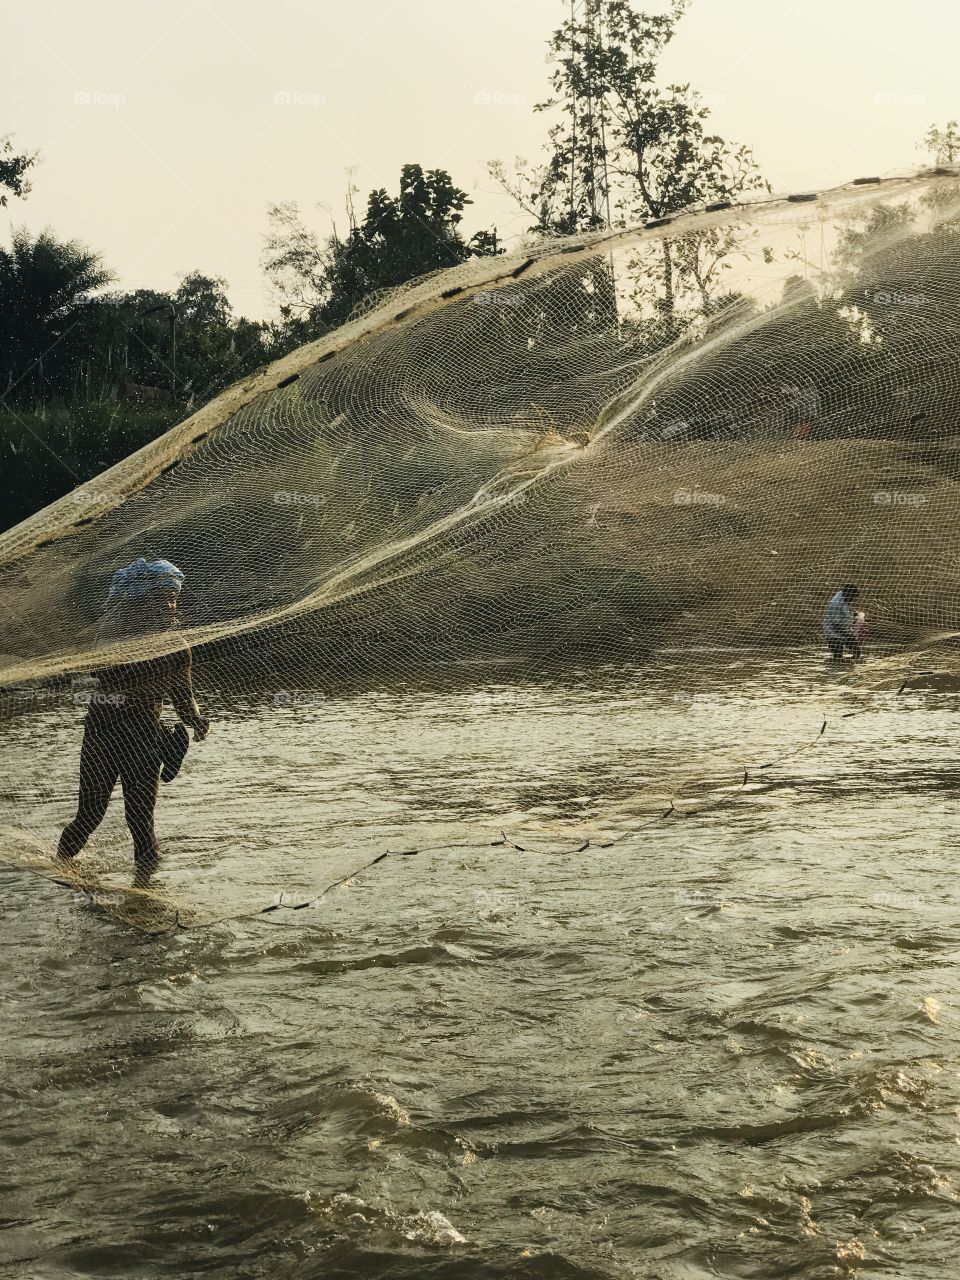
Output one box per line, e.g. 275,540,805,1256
491,1,766,320
0,227,113,405
170,272,275,401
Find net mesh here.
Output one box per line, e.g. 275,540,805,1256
3,168,960,925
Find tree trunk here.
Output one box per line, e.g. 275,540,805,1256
661,240,674,315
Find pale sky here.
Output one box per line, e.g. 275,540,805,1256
2,0,956,320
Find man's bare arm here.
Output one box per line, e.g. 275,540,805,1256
169,648,210,738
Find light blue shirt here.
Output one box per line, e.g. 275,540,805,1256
823,590,855,642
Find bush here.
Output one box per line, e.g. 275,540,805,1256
1,402,181,532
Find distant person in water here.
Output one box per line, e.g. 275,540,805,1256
58,558,210,879
823,583,863,661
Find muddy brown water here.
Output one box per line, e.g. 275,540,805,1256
2,650,959,1278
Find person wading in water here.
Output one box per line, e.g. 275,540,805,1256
57,558,210,880
823,583,864,662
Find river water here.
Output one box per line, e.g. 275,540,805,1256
2,651,960,1279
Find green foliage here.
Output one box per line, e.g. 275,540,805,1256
0,134,38,206
832,185,960,366
491,0,766,239
0,404,180,531
0,227,114,404
0,156,497,534
0,234,278,412
635,191,960,445
490,0,767,341
0,229,278,530
263,163,501,341
922,120,960,166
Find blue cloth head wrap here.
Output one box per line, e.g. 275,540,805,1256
106,557,185,606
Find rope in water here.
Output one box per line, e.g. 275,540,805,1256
6,670,916,937
114,703,854,936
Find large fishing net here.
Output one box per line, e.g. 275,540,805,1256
3,168,960,928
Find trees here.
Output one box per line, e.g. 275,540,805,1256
494,1,766,232
490,1,766,324
74,276,275,406
263,163,500,341
921,121,960,166
0,261,277,531
0,243,275,412
169,272,274,401
594,2,765,223
260,200,329,339
0,227,113,405
0,134,38,206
